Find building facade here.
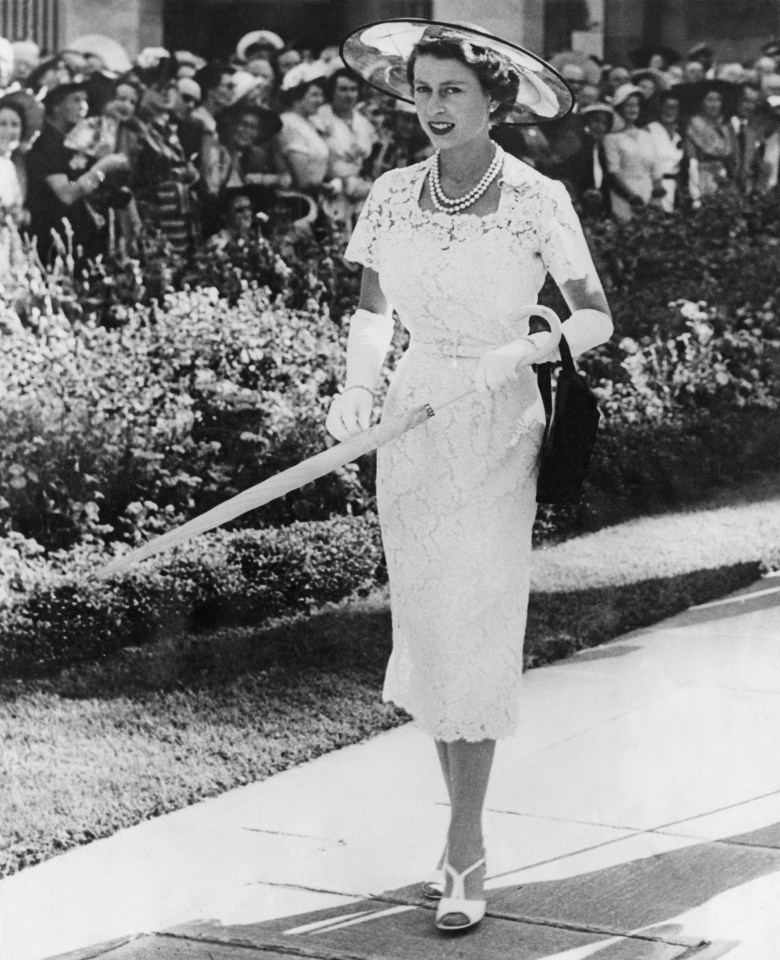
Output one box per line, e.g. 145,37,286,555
1,0,778,68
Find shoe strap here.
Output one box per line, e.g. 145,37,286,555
442,857,486,900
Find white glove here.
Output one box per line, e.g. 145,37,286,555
474,338,540,393
326,308,394,441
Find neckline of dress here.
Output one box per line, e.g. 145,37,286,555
412,154,507,222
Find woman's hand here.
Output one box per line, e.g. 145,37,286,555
325,387,374,441
474,339,537,394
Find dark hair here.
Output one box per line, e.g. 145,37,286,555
280,76,326,110
325,67,360,101
0,99,28,140
406,35,520,123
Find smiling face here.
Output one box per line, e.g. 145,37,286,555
412,54,492,151
0,106,22,153
229,111,261,148
619,93,642,124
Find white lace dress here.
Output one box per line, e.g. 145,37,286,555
345,153,594,741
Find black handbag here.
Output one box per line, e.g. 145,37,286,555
536,335,600,504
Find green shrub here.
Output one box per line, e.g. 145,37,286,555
0,514,384,677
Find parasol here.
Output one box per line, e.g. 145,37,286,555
97,306,561,579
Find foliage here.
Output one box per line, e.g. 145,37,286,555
0,515,384,677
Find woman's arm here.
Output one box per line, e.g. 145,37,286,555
325,267,394,439
280,148,327,190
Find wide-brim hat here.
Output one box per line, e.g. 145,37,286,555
672,79,740,117
612,82,645,107
236,30,285,62
43,78,90,110
340,18,573,125
580,101,616,130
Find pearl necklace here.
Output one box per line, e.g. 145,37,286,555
429,146,503,213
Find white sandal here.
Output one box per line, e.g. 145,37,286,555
434,856,486,932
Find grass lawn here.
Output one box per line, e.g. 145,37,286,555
1,472,779,878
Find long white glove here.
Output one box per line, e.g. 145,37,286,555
326,308,394,441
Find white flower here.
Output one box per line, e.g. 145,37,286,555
619,336,639,354
679,300,708,321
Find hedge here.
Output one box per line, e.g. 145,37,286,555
0,515,384,677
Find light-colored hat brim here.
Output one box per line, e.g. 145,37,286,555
236,30,285,61
340,18,573,125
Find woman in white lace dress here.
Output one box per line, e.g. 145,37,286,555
328,21,612,933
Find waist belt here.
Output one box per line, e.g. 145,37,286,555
410,336,505,360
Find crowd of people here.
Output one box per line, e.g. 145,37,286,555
0,28,780,275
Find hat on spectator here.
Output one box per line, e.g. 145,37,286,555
762,40,780,59
43,77,90,111
236,30,284,62
134,47,178,87
175,50,206,72
280,60,327,92
11,39,40,73
228,69,263,104
580,101,615,127
612,82,645,106
177,76,202,102
763,73,780,108
340,18,572,124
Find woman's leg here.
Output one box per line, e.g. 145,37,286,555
442,738,496,901
434,741,453,870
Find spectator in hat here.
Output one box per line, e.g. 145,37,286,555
130,49,200,258
603,65,631,100
682,58,706,84
274,62,330,195
25,80,129,263
236,30,284,69
313,67,376,228
10,40,40,85
603,83,664,220
684,81,737,206
174,51,205,80
645,89,685,211
203,184,263,253
559,101,614,217
201,100,288,232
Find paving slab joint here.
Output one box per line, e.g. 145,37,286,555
159,930,370,960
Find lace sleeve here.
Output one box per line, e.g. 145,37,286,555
344,173,390,270
538,179,597,285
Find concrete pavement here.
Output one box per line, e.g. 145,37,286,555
2,574,780,960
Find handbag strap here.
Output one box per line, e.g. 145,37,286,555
537,334,574,420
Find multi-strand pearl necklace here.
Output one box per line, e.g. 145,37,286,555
428,146,503,214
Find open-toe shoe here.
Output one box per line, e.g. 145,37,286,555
434,856,486,932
